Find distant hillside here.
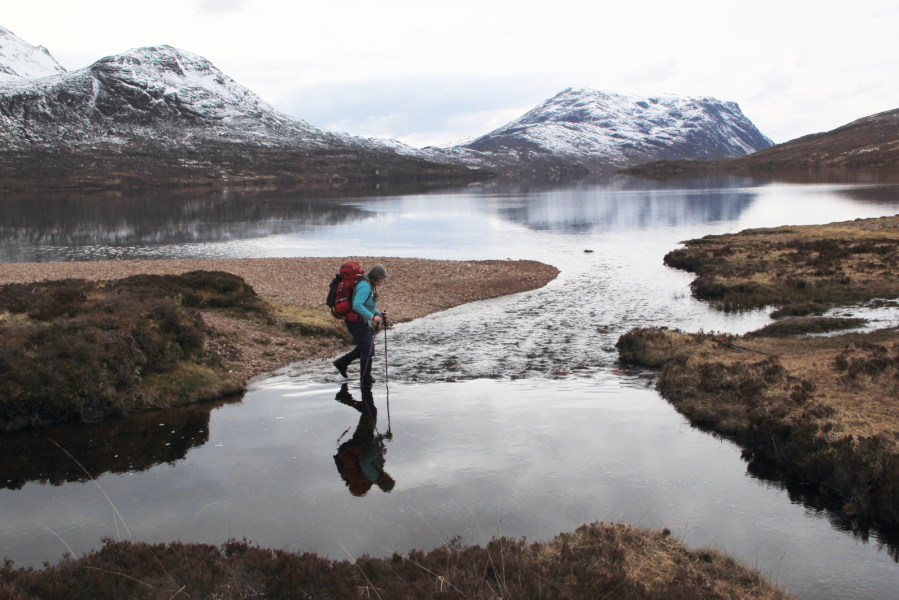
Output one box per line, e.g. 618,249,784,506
623,108,899,177
439,88,772,175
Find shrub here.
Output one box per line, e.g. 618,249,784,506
0,272,254,430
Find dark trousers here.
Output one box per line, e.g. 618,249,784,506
342,320,375,384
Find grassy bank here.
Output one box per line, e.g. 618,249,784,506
618,215,899,528
618,326,899,527
0,522,791,600
0,272,258,432
663,214,899,312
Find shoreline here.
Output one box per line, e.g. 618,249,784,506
0,258,559,428
0,522,792,599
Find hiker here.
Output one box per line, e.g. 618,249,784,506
333,384,394,496
332,264,388,389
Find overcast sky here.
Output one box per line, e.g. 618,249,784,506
4,1,897,147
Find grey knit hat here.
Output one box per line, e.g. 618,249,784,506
368,265,388,282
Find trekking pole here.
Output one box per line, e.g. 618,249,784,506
384,316,391,436
384,318,389,389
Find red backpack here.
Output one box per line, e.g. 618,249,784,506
326,261,366,322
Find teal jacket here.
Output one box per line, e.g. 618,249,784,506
352,279,380,322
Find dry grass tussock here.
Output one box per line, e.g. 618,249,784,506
664,214,899,312
0,522,792,600
618,326,899,526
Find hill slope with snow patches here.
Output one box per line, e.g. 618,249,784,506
454,88,772,171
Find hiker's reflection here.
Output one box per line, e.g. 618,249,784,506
333,383,395,497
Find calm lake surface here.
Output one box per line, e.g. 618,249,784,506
2,174,899,599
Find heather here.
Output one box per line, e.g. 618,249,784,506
0,271,258,431
0,523,791,600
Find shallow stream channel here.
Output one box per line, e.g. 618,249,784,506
3,175,899,598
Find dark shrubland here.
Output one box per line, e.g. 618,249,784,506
0,522,791,600
0,272,257,431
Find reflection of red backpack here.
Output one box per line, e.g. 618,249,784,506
327,261,365,323
334,447,371,497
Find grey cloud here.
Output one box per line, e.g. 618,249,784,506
752,70,793,100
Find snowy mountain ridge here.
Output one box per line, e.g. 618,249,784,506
0,25,66,82
0,41,422,158
460,87,773,169
0,25,774,189
0,30,476,190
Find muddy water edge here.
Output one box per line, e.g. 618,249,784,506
2,174,899,599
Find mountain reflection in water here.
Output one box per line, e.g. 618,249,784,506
0,190,370,262
0,396,242,490
2,174,898,263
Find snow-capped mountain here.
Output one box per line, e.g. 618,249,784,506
0,33,478,190
625,107,899,176
0,43,371,148
458,88,773,170
0,25,774,190
0,25,66,82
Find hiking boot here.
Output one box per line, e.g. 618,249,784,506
333,358,348,378
335,383,353,403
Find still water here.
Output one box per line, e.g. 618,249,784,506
2,175,899,599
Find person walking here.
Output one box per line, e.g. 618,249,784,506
332,265,388,389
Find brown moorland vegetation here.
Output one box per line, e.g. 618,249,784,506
617,215,899,527
663,214,899,313
0,522,791,600
618,326,899,527
0,272,255,432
